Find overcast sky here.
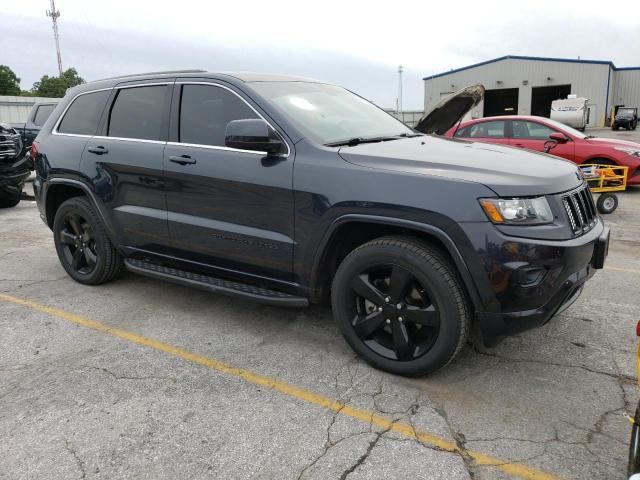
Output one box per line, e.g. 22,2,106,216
2,0,640,110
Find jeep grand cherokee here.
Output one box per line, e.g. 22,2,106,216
32,72,609,376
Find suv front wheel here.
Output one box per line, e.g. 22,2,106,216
331,236,470,377
53,197,123,285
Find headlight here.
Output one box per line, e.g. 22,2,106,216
479,197,553,225
614,147,640,157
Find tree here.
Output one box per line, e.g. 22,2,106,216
32,68,85,97
0,65,21,96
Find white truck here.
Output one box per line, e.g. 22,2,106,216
550,95,589,131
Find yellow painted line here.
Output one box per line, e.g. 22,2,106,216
606,266,640,274
0,293,559,480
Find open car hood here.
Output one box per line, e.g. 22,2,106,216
414,84,485,135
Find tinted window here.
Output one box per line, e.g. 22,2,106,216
33,104,56,126
455,121,505,138
179,84,259,147
108,86,166,140
512,121,555,139
57,91,110,135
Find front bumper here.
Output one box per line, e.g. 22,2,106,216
460,221,609,345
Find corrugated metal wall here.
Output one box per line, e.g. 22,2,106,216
612,70,640,110
423,58,613,127
0,96,59,124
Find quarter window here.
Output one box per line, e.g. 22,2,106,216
108,86,167,140
33,104,56,126
512,121,556,139
179,84,259,147
57,91,110,135
455,121,506,138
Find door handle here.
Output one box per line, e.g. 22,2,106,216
169,155,196,165
514,143,525,148
87,146,109,155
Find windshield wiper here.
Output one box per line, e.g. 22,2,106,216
584,135,596,139
325,133,422,147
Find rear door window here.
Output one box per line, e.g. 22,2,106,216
108,86,167,141
179,84,259,147
456,121,506,138
33,104,56,126
57,90,110,135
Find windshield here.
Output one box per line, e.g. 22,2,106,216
618,108,635,115
250,82,414,145
541,117,588,139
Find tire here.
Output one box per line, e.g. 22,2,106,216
629,401,640,476
331,236,470,377
596,193,618,214
0,191,21,208
53,196,123,285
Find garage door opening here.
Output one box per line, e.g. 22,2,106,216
531,84,571,118
483,88,519,117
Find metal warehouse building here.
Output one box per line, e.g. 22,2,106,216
423,55,640,128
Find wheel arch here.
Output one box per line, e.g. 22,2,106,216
45,179,116,240
308,215,483,312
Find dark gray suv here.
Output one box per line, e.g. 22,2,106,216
32,71,609,376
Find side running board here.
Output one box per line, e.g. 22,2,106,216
125,259,308,308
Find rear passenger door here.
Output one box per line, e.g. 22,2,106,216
163,80,295,280
81,80,173,252
454,120,509,146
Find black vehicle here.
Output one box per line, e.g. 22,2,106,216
0,123,28,208
613,107,638,130
12,101,59,163
32,72,609,376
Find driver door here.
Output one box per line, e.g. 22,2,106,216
509,120,575,161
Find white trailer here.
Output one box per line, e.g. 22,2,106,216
550,95,589,131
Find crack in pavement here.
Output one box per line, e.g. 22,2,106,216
81,365,177,383
64,439,86,480
471,344,635,382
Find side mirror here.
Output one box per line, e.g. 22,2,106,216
225,119,284,155
549,132,569,144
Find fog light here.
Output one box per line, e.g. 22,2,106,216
518,267,547,287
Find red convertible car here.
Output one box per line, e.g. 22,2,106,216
444,116,640,185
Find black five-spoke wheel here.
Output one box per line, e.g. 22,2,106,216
53,197,123,285
59,213,98,274
351,264,440,361
331,236,470,377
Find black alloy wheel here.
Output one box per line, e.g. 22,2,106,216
53,196,123,285
59,212,98,275
351,264,440,361
331,236,469,377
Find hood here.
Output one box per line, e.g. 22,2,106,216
339,136,583,197
414,85,485,135
585,137,640,149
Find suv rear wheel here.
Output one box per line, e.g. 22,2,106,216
331,236,469,377
53,197,123,285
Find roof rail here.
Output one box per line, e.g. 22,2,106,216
94,69,207,82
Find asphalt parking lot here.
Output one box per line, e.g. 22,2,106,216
1,128,640,480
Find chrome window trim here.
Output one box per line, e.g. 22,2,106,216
52,87,113,136
166,141,264,155
174,81,291,157
93,135,166,145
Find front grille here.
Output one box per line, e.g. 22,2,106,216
562,184,597,235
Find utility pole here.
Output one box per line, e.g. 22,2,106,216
46,0,63,76
397,65,404,123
